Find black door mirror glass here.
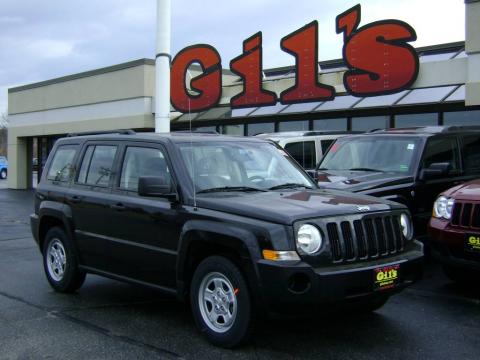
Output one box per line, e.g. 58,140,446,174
138,176,173,197
420,162,451,180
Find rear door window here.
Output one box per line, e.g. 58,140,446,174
461,135,480,174
284,141,316,169
77,145,118,187
47,146,77,182
421,137,460,172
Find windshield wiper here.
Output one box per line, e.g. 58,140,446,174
348,167,383,172
268,183,313,190
197,186,267,194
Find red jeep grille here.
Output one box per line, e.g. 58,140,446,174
451,202,480,229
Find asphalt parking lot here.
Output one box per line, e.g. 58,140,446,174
0,187,479,360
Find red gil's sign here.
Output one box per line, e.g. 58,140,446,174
170,4,419,113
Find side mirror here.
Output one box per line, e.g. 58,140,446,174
138,176,176,199
419,162,451,181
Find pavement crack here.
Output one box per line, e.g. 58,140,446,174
0,290,184,359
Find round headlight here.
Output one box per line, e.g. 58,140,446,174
296,224,322,254
400,213,413,241
433,196,448,218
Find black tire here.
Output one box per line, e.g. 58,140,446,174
0,169,6,179
42,227,86,293
190,256,254,348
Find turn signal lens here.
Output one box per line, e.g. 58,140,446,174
262,250,300,261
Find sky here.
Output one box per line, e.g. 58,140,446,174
0,0,465,116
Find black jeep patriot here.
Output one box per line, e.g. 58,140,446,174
31,131,423,348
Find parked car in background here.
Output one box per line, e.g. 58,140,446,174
256,131,359,173
314,126,480,241
31,130,423,348
0,156,7,179
429,179,480,283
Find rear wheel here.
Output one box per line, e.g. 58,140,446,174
0,169,6,179
42,227,86,293
190,256,253,348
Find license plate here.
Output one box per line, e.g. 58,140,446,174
373,264,400,291
466,234,480,253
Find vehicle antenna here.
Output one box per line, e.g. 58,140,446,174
188,90,197,210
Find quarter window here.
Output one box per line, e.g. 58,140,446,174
421,138,460,171
284,141,316,169
77,145,117,186
47,146,77,182
120,147,171,191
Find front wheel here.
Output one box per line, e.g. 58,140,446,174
190,256,253,348
0,169,6,179
42,227,86,293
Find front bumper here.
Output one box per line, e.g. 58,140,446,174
256,241,423,315
429,218,480,271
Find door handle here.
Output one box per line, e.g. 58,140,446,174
68,195,83,204
110,203,126,211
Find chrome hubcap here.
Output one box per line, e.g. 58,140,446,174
198,272,237,333
46,239,67,282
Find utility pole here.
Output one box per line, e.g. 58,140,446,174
155,0,171,133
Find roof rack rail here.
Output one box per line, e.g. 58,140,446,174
443,125,480,132
67,129,136,137
174,130,219,135
302,130,363,136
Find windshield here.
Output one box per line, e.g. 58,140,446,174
319,136,420,174
179,141,315,193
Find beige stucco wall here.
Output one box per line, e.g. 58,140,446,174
9,63,155,115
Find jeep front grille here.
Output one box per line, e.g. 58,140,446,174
451,201,480,229
326,215,405,263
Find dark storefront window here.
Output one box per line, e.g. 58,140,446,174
278,120,309,132
313,118,347,131
247,122,275,136
220,124,244,136
395,113,438,128
351,116,389,131
444,110,480,125
284,141,316,169
194,126,217,133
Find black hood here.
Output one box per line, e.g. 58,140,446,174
316,170,413,194
195,189,401,225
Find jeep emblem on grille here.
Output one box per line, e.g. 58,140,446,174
357,205,370,211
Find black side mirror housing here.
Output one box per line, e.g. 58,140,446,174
419,162,451,181
138,176,176,200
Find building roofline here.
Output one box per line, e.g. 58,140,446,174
8,58,156,94
9,41,464,94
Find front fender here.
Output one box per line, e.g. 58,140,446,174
175,219,265,301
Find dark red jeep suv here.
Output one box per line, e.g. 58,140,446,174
429,179,480,282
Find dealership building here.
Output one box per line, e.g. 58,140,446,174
6,1,480,189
